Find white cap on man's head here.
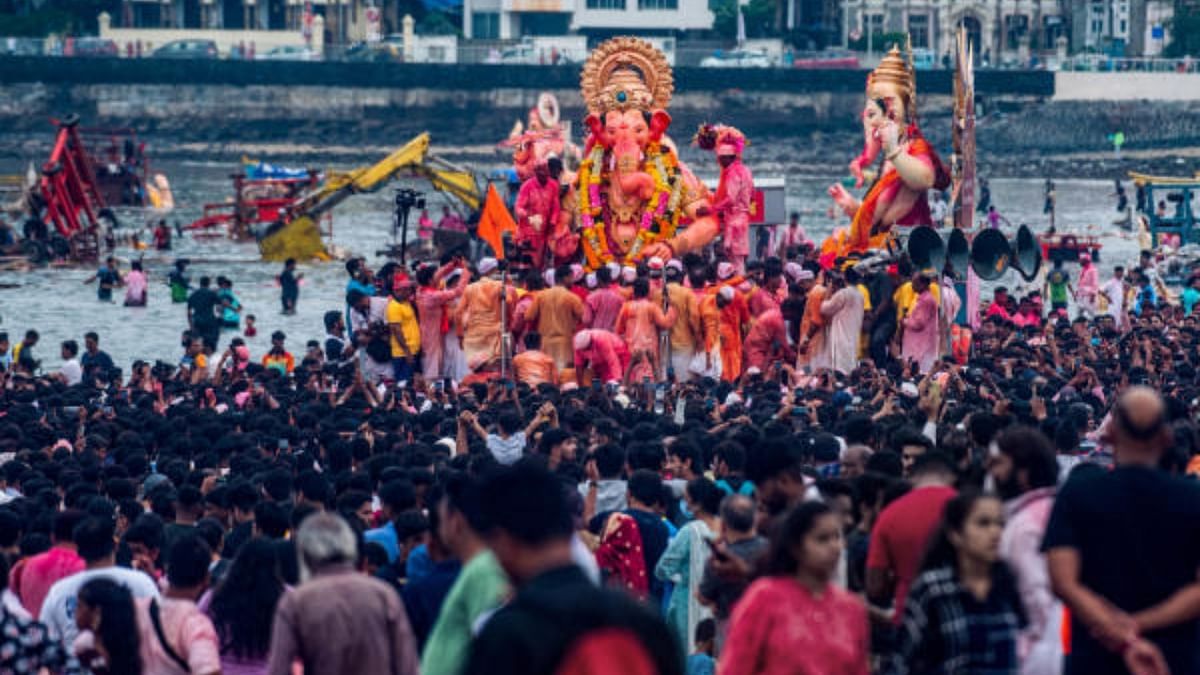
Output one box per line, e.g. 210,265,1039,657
478,257,499,275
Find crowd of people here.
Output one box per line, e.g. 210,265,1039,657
0,225,1198,675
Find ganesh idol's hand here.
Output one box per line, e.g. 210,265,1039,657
643,212,721,260
828,184,860,218
879,120,902,157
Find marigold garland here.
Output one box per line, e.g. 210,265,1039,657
578,143,683,270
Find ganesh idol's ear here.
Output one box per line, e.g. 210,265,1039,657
584,113,609,145
649,110,672,140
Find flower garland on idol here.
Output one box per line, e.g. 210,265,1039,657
578,141,684,270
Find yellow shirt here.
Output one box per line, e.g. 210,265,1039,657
387,298,421,357
894,281,941,324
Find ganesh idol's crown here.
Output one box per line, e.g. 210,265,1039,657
580,37,674,115
867,45,916,112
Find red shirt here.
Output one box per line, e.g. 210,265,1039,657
13,545,84,616
866,484,956,622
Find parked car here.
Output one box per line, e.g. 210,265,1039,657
151,39,219,59
72,37,118,58
342,42,400,62
700,49,773,68
2,37,44,56
258,45,319,61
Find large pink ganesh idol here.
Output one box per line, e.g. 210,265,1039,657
576,38,719,269
826,46,949,256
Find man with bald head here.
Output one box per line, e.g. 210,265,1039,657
698,494,767,640
840,445,873,479
1043,387,1200,675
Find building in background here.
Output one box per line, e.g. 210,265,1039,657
840,0,1172,60
840,0,1071,64
463,0,713,39
118,0,409,46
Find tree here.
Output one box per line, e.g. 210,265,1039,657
712,0,778,40
1165,1,1200,57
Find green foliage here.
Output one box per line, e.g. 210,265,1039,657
712,0,777,39
417,11,460,36
1164,4,1200,57
0,0,117,36
0,9,75,36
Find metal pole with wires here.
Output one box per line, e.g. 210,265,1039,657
499,231,513,379
392,187,425,266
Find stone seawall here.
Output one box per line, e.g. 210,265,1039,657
1,58,1198,178
0,57,1050,144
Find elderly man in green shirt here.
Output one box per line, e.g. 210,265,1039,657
421,474,508,675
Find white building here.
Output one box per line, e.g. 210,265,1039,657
840,0,1071,64
464,0,713,39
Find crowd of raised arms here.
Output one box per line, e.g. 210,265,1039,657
0,233,1198,675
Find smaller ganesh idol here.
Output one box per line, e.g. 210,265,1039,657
695,123,754,273
826,44,950,258
576,37,720,270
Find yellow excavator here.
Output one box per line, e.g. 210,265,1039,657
259,133,484,261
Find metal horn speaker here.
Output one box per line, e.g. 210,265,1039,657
906,225,945,274
946,228,970,277
1011,224,1042,282
969,228,1012,281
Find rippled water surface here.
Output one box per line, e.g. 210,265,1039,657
0,156,1145,371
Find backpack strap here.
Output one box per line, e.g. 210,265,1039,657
149,599,191,673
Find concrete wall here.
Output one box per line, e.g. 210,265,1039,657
1055,71,1200,101
0,56,1055,96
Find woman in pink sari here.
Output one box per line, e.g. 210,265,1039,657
719,502,869,675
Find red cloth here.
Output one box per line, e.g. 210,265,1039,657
866,485,956,623
846,132,947,253
747,286,781,317
743,308,790,370
554,629,658,675
584,287,626,333
574,330,630,384
720,577,869,675
14,546,84,616
713,159,754,258
594,513,649,600
515,176,560,264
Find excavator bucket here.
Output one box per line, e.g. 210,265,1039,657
259,215,330,262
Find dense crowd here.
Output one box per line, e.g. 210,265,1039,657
0,232,1199,675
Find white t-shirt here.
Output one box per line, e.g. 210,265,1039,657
40,566,160,647
59,359,82,386
1101,278,1125,317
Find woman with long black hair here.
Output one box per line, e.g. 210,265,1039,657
201,538,288,674
74,578,142,675
890,491,1026,675
719,501,869,675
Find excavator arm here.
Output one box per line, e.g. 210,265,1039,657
260,133,485,261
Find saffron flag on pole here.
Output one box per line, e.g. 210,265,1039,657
476,183,517,259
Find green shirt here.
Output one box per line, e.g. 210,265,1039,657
420,550,507,675
1047,269,1069,304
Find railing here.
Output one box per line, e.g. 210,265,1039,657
14,34,1194,74
1059,55,1199,73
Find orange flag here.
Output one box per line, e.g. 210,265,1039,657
476,183,517,259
